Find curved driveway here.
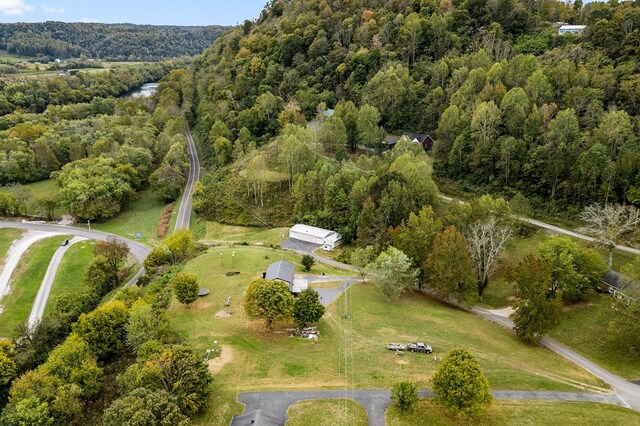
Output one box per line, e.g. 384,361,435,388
234,389,626,426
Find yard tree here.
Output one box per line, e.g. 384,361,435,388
244,279,294,329
538,236,607,304
293,289,325,328
350,245,374,283
607,292,640,357
172,273,199,306
318,116,347,154
465,217,511,300
389,206,442,273
431,349,492,417
424,226,476,306
366,247,419,301
102,388,189,426
509,255,562,344
356,104,383,148
73,301,130,361
301,254,315,272
94,236,130,287
163,229,198,264
391,381,418,412
580,204,640,268
125,300,173,351
118,345,212,416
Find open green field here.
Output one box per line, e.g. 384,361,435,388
0,235,68,338
550,295,640,379
387,399,640,425
44,239,95,315
0,228,23,261
0,180,66,218
174,246,609,425
286,399,368,426
204,222,289,246
92,188,167,245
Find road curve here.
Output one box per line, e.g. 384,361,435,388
174,128,200,231
439,195,640,256
27,236,86,329
0,221,151,288
472,306,640,412
234,388,627,426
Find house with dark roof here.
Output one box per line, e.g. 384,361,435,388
264,260,308,294
381,133,434,153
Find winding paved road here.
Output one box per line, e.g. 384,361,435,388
0,221,151,288
174,129,200,231
27,236,86,329
234,388,626,426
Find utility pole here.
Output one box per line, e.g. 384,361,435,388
87,220,91,231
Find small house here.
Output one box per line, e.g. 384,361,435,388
265,260,308,294
382,133,434,153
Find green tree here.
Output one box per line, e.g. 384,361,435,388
172,273,199,306
510,255,562,344
366,247,419,301
538,236,607,304
318,116,347,154
424,226,476,306
0,397,54,426
293,289,325,328
126,300,173,351
150,163,185,202
301,254,315,272
356,104,382,148
244,279,294,329
431,349,492,417
391,381,418,412
94,236,129,287
350,246,374,283
35,193,59,221
102,388,189,426
607,292,640,357
389,206,442,273
73,301,130,361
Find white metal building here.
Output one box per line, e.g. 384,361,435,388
289,224,342,250
558,24,586,35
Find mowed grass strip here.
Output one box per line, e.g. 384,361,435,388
171,246,606,400
92,188,167,246
0,229,23,261
44,239,95,315
286,399,368,426
386,399,640,426
0,235,68,338
205,222,289,246
550,295,640,379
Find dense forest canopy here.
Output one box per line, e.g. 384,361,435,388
0,22,229,61
191,0,640,216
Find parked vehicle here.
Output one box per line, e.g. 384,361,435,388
407,342,433,353
386,343,405,351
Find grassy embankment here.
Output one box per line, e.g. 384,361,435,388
169,244,610,425
0,229,23,260
0,235,68,338
286,399,368,426
204,222,289,247
386,399,640,425
43,239,95,315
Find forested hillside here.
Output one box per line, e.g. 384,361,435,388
191,0,640,216
0,22,228,61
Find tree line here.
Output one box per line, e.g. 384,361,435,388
0,22,228,61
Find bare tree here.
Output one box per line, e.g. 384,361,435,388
580,204,640,268
466,218,511,300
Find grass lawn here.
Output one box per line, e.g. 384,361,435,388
0,235,69,338
386,399,640,425
550,294,640,379
175,246,609,425
92,188,167,246
286,399,368,426
204,222,289,246
0,228,23,261
44,239,95,315
0,179,66,218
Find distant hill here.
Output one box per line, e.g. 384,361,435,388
0,21,230,61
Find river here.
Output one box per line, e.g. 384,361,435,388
128,82,159,98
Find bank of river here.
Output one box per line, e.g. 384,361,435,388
128,82,158,98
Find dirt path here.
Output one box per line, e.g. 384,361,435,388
208,345,235,374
